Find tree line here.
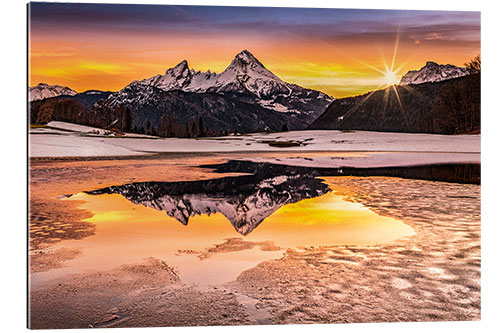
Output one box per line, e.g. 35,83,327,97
30,98,238,138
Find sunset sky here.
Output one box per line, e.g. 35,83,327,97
29,2,480,98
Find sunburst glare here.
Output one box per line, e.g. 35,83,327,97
383,70,399,86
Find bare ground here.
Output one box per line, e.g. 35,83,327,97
228,177,480,324
30,258,251,329
28,157,480,328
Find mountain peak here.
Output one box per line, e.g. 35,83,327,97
235,49,257,60
176,59,188,68
139,59,195,90
231,49,264,68
400,61,468,85
167,60,190,76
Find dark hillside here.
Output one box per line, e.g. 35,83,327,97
309,74,480,134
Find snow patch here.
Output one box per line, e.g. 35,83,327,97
30,124,480,168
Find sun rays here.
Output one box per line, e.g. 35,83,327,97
335,22,416,126
383,70,399,86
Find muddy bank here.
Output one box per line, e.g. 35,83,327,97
228,177,480,323
30,258,250,329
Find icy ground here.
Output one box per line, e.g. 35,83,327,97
29,121,480,167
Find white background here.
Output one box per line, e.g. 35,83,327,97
0,0,498,332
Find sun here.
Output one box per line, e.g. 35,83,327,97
382,70,399,86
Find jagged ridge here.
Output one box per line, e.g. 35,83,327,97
400,61,469,85
123,49,333,116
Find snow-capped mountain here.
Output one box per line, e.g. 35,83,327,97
104,81,295,133
100,50,334,132
31,50,333,133
399,61,469,85
141,60,218,93
85,162,330,235
29,83,77,101
134,49,333,115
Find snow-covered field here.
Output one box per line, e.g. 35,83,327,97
244,152,480,168
29,121,480,167
32,121,158,138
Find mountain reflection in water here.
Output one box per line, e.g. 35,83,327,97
85,160,479,236
85,163,330,235
38,161,423,286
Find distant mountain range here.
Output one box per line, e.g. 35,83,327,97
399,61,469,85
30,50,333,134
29,83,77,101
29,55,478,135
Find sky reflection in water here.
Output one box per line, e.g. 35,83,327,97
33,177,414,286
